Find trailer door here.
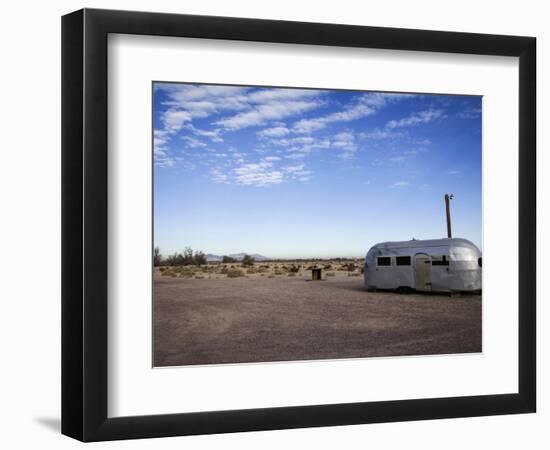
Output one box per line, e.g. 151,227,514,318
414,253,432,291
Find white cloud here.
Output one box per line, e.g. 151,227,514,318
270,136,315,147
292,92,411,134
285,153,307,160
257,125,290,138
161,110,192,133
158,84,250,111
293,102,374,133
182,136,207,148
154,86,416,170
189,126,224,142
215,100,321,130
332,131,357,159
234,162,284,186
208,158,314,186
359,128,404,140
386,109,444,129
284,164,305,173
391,181,410,188
157,84,325,132
411,137,431,146
332,132,356,149
458,107,481,119
283,164,313,181
247,88,320,103
277,137,331,157
210,168,229,184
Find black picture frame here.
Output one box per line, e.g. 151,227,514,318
62,8,536,442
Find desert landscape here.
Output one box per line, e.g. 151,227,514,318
152,83,483,368
153,258,481,367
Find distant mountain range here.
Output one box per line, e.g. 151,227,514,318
206,253,269,262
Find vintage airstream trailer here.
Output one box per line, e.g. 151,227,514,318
364,238,482,293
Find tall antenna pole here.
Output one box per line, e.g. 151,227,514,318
445,193,454,238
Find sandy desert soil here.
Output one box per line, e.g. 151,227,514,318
153,267,481,367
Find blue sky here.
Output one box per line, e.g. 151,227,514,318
153,82,482,258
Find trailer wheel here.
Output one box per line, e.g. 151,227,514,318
397,286,413,295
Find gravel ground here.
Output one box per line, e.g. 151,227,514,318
153,275,481,367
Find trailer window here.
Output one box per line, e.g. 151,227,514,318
478,257,482,267
431,255,449,266
377,257,391,266
395,256,411,266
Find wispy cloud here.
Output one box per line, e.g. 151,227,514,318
359,128,404,140
215,100,321,130
257,125,290,138
386,109,444,129
207,156,314,186
391,181,410,188
189,125,224,142
332,131,357,159
162,110,192,133
332,132,355,149
210,168,229,183
292,92,412,134
158,84,250,115
182,136,207,148
234,162,284,186
283,164,313,181
458,107,481,119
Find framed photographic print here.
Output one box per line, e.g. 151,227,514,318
61,8,536,441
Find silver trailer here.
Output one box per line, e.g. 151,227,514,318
364,238,482,293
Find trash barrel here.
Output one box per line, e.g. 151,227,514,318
312,268,322,281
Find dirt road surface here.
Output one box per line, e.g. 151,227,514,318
153,276,481,366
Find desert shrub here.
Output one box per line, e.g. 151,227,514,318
323,264,332,270
159,266,167,272
287,272,296,277
194,275,205,279
222,255,236,263
274,269,284,275
177,267,195,278
163,247,207,266
194,251,207,266
288,264,300,273
348,272,361,277
154,247,163,266
246,267,258,274
326,272,336,277
267,275,275,278
343,263,357,272
227,268,245,278
241,254,255,267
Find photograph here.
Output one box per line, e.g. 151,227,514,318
152,82,483,367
